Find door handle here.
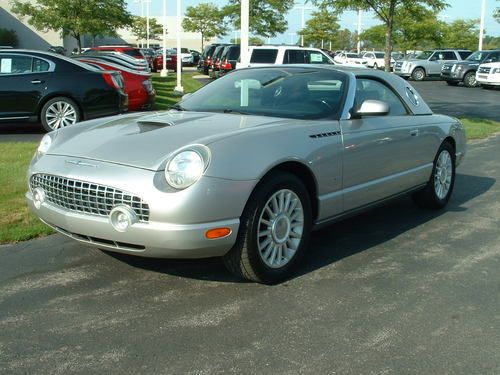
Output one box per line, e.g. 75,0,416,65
31,79,43,84
410,129,419,137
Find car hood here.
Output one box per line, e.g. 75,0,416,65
450,61,480,67
47,111,299,171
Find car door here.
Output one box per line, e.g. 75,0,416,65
0,54,52,119
340,78,430,211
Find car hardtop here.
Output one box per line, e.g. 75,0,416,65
231,64,432,116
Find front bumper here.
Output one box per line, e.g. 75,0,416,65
26,155,256,258
476,74,500,85
393,68,411,77
27,192,239,258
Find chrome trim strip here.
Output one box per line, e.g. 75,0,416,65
0,116,30,120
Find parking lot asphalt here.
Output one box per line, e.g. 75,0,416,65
1,135,499,374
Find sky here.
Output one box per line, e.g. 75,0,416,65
126,0,500,44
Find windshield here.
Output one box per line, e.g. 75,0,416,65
466,51,486,62
375,53,385,58
346,53,360,58
180,68,347,120
415,51,433,60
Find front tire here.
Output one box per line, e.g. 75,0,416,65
40,97,81,132
413,142,456,209
412,68,426,81
223,172,312,284
463,72,477,88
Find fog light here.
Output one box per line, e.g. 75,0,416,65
109,206,137,232
33,187,46,209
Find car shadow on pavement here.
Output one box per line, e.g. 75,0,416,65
0,122,44,142
104,173,495,284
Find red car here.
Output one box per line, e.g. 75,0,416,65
77,57,155,111
87,46,145,60
154,52,179,72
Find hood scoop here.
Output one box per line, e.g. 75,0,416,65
134,120,175,134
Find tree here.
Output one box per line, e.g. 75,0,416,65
495,1,499,22
312,0,448,71
483,35,500,49
441,19,479,51
130,16,164,44
230,36,264,45
298,9,341,48
11,0,132,52
182,3,226,50
224,0,295,38
0,28,19,47
334,29,355,50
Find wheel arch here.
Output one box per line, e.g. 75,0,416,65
251,161,319,223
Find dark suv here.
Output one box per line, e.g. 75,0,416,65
217,45,240,78
197,44,227,75
441,50,500,87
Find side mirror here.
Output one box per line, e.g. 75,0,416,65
353,100,390,118
182,93,192,101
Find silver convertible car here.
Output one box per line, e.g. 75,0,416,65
27,66,466,283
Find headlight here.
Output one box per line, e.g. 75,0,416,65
37,134,52,154
492,68,499,74
165,145,210,189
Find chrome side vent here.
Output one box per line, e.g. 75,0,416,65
309,131,341,139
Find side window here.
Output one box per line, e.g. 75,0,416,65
250,49,278,64
459,51,472,59
0,55,33,74
442,51,456,60
33,58,50,72
306,51,331,64
284,50,306,64
356,79,408,116
489,52,500,62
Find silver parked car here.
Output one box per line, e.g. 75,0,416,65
27,66,466,284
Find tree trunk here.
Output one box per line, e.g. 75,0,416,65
73,32,82,54
201,32,204,51
384,16,394,72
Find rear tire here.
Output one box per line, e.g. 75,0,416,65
40,97,81,132
223,172,312,284
413,142,455,209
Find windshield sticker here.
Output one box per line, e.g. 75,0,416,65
1,58,12,73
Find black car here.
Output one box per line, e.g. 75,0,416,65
208,45,227,79
190,50,201,65
441,49,500,87
0,50,128,132
217,45,240,78
197,44,227,75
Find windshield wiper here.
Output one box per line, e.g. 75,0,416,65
223,109,252,115
169,103,186,111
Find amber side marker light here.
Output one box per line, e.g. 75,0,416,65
206,228,232,239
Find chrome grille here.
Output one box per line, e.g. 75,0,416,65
441,64,452,72
478,67,491,74
30,174,150,222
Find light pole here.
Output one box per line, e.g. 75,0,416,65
160,0,168,77
355,9,363,54
174,0,184,94
479,0,486,50
146,0,150,48
240,0,250,67
294,2,312,47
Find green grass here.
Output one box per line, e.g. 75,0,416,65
0,143,54,244
152,72,203,110
460,118,500,140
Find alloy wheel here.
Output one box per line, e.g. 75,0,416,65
434,150,453,200
45,101,78,130
257,189,304,269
